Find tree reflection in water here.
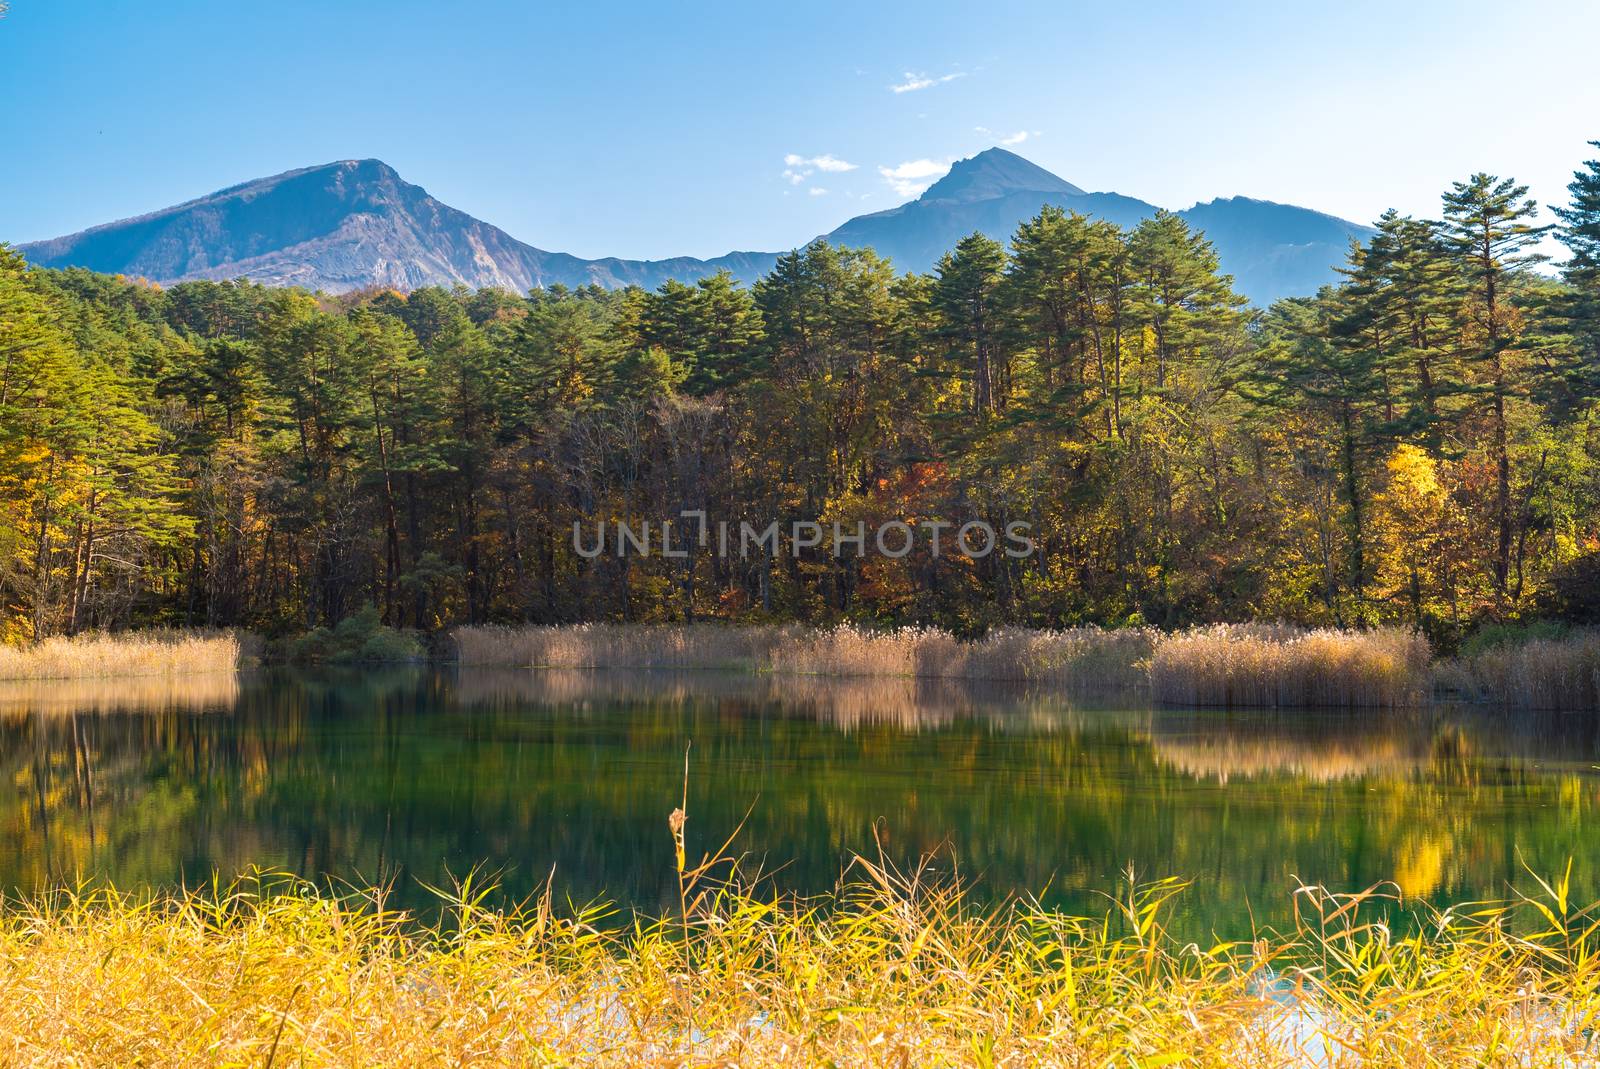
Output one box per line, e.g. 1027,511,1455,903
0,668,1597,936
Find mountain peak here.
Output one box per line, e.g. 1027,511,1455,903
919,147,1086,203
208,158,400,199
17,150,1375,304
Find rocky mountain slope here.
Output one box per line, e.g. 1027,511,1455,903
19,150,1373,304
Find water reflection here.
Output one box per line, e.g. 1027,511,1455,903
0,668,1596,936
1148,709,1437,782
454,668,1076,731
0,673,240,716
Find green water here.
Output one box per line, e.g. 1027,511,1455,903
1,667,1596,936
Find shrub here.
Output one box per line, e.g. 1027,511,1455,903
289,606,423,665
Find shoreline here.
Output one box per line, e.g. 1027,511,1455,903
1,622,1595,711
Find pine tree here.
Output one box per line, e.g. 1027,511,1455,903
1349,211,1462,441
0,247,83,638
1252,293,1389,620
1004,207,1124,435
1128,211,1246,393
1554,142,1600,391
933,233,1008,415
1440,173,1549,602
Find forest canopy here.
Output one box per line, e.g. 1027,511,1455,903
3,148,1599,646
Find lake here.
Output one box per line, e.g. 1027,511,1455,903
1,668,1596,936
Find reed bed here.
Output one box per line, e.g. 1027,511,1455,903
1150,624,1432,709
1452,630,1600,711
959,625,1157,689
765,624,951,676
452,622,794,672
1,864,1596,1067
767,624,1160,689
456,623,1156,690
452,621,1600,710
0,629,250,681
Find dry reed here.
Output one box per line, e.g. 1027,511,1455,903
0,865,1595,1067
1453,631,1600,711
452,622,792,672
0,630,251,681
455,623,1156,691
458,622,1441,707
1150,624,1432,708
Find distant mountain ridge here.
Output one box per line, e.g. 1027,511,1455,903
17,149,1374,305
16,160,773,294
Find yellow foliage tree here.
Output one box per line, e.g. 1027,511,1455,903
1373,444,1460,626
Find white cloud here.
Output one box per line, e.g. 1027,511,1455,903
782,153,858,189
891,70,965,94
1000,130,1031,146
879,158,952,198
809,187,829,196
796,153,851,172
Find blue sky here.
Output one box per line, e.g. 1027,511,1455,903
4,0,1599,260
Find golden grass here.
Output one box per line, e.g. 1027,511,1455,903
955,626,1157,689
2,862,1597,1067
0,629,251,681
763,623,940,676
452,622,791,672
458,622,1445,707
767,624,1158,689
455,623,1156,691
1454,631,1600,711
1150,624,1432,709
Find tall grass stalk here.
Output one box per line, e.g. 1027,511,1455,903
452,622,791,672
0,866,1595,1066
1150,624,1432,708
455,623,1156,691
1453,631,1600,711
0,630,250,681
457,622,1439,707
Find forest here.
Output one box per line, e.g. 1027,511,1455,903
2,150,1598,648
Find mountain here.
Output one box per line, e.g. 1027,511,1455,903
826,151,1157,274
1177,196,1374,303
18,149,1373,305
823,148,1371,302
913,148,1086,202
16,159,772,294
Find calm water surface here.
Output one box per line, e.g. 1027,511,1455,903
2,668,1597,936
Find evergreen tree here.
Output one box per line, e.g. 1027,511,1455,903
1554,142,1600,393
933,233,1008,415
1440,173,1550,603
